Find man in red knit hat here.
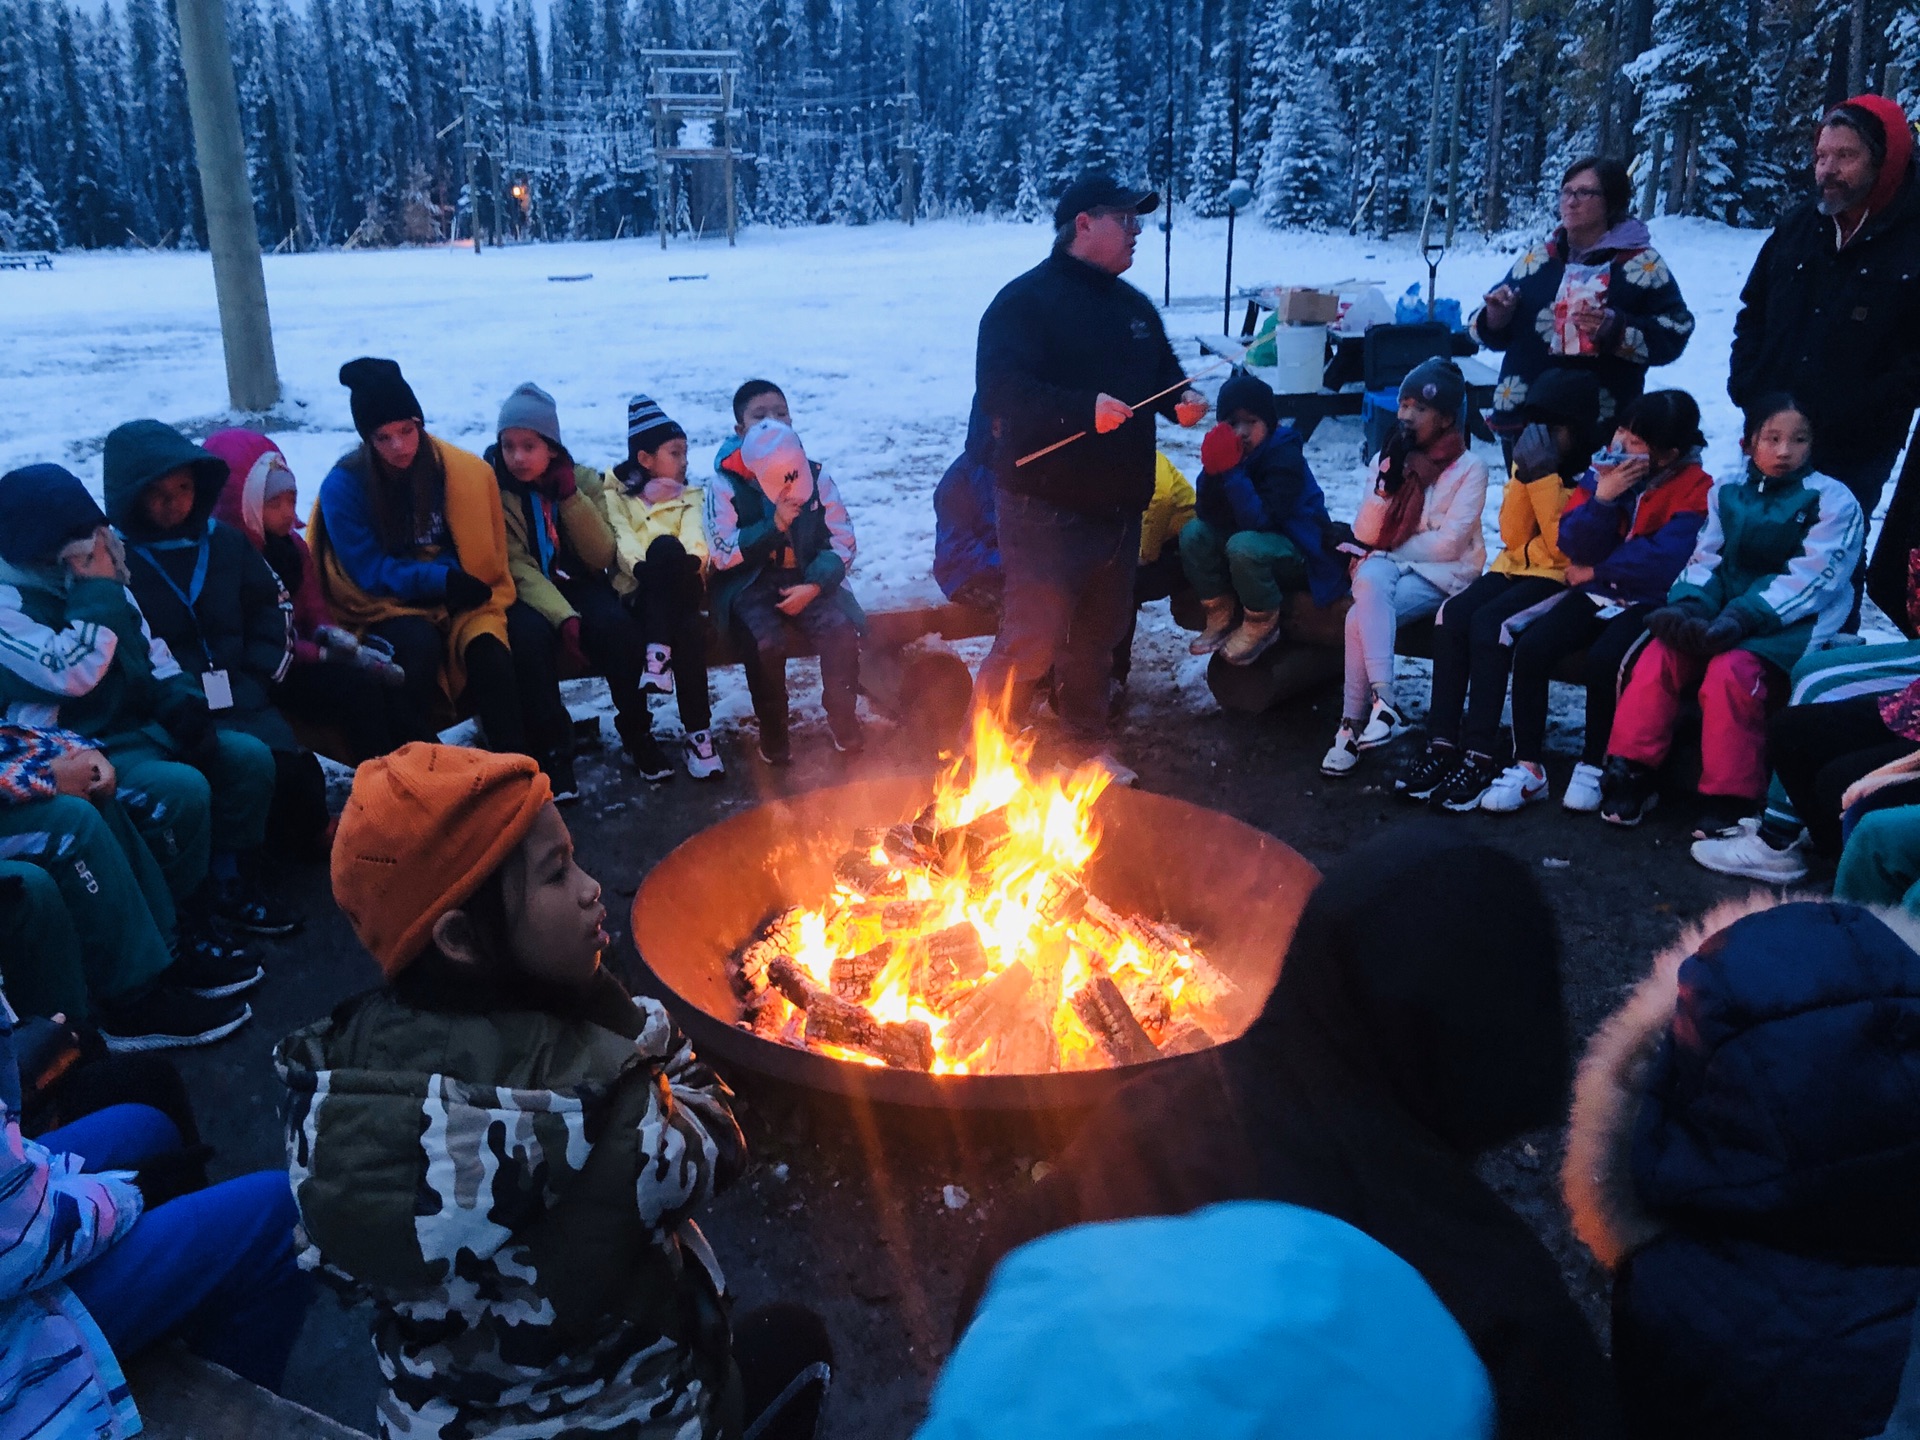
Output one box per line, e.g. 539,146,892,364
1730,94,1920,624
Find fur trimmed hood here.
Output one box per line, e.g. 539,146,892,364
1564,892,1920,1270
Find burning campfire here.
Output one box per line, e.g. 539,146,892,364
728,715,1237,1075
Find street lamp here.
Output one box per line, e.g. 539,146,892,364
1222,177,1254,336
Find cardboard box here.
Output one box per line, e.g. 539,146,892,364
1272,286,1341,325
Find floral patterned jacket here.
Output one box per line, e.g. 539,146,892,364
1472,219,1695,437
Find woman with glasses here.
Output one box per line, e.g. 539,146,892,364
1474,157,1695,459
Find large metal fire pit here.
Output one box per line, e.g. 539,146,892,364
631,776,1318,1110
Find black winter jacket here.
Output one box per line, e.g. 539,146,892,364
976,251,1187,516
1730,170,1920,482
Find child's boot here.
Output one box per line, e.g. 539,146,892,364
542,748,581,804
1221,609,1282,666
1188,597,1237,655
642,643,675,695
619,717,675,782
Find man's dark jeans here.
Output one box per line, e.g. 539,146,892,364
975,489,1139,742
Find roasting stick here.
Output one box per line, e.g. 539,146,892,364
1014,357,1233,468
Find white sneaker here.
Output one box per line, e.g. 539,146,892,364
1356,696,1403,749
684,729,725,780
1690,818,1808,883
1561,761,1605,813
1480,763,1549,813
1321,725,1361,776
642,643,675,695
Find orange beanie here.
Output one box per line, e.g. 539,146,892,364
331,742,553,978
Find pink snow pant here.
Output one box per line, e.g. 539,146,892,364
1607,639,1776,799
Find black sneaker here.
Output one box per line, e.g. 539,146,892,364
98,989,252,1052
625,732,675,783
166,938,264,999
758,734,792,767
1690,796,1754,841
1432,751,1500,813
1395,744,1461,803
210,879,304,938
544,751,581,805
1599,757,1660,827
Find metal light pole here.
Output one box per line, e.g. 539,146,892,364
1222,177,1254,334
174,0,279,411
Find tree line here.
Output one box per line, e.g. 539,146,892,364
0,0,1906,252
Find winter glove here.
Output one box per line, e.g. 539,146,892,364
1645,603,1712,656
129,1143,215,1209
549,463,578,502
1377,426,1415,495
443,568,492,615
557,616,591,675
1701,610,1757,655
1199,423,1242,477
1511,423,1562,484
159,691,216,759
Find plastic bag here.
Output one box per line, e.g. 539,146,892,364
1394,283,1464,330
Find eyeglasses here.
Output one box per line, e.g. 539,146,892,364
1559,186,1606,202
1092,208,1145,234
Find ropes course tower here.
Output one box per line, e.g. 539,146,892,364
643,49,743,247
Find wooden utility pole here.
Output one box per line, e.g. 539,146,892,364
1162,0,1175,307
174,0,279,410
460,67,482,254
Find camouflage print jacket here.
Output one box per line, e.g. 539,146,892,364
274,975,748,1440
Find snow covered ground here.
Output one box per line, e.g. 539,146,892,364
0,213,1774,614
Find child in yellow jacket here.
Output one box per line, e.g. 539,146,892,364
596,395,720,781
1394,368,1597,813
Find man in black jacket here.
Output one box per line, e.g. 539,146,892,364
1730,95,1920,625
971,173,1207,764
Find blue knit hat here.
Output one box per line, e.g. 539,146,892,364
0,464,108,566
922,1202,1492,1440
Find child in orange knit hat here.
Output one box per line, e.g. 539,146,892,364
273,743,832,1439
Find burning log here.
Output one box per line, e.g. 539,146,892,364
1157,1019,1215,1056
914,921,993,1013
833,850,905,897
767,957,934,1071
1070,976,1158,1066
830,942,892,1001
881,899,945,934
943,961,1033,1059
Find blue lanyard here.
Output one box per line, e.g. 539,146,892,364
132,521,214,663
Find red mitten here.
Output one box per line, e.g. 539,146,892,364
557,616,591,676
1200,423,1242,476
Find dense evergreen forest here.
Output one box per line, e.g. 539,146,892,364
0,0,1901,251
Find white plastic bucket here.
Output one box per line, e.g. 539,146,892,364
1267,322,1326,394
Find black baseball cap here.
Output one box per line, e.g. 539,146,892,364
1053,173,1161,229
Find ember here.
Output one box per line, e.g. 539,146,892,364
727,713,1236,1074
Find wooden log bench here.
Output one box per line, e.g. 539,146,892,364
292,600,999,766
128,1346,370,1439
1188,590,1592,715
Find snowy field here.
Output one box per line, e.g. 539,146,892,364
0,214,1775,619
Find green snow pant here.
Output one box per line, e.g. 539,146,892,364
0,861,88,1021
0,795,176,1020
1178,520,1309,613
1834,805,1920,912
107,731,276,901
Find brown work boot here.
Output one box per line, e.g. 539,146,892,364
1221,609,1283,665
1188,596,1237,655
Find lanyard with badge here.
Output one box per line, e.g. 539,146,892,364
132,521,234,710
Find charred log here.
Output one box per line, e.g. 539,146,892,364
943,961,1034,1059
1070,976,1158,1065
767,956,935,1070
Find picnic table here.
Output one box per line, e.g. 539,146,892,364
0,252,54,271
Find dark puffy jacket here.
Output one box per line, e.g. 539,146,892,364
1730,169,1920,483
1194,427,1349,606
1556,461,1713,607
1566,897,1920,1440
977,251,1187,516
104,420,295,749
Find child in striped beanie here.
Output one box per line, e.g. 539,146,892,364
594,394,721,781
